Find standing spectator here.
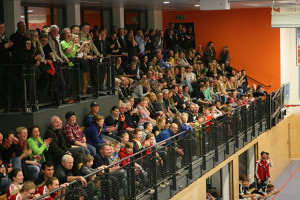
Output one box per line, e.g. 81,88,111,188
94,28,108,58
255,151,270,189
60,28,77,67
117,28,128,56
79,22,100,57
48,25,69,63
126,30,139,60
152,30,164,51
219,46,230,64
107,32,121,55
63,111,96,156
9,21,26,50
204,41,216,66
71,25,80,35
135,29,145,54
165,29,176,51
0,22,13,64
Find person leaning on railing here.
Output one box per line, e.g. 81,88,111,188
53,155,87,188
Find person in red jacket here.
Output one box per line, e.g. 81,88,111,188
255,151,270,189
118,142,134,166
8,181,40,200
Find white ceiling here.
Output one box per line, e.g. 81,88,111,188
19,0,300,10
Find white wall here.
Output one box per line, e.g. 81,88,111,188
280,27,300,113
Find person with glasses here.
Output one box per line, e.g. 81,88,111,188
7,181,40,200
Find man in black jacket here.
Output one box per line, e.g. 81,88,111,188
44,116,84,174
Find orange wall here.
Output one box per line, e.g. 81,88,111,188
84,12,101,28
163,8,280,92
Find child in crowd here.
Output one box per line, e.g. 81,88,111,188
143,133,163,166
131,128,150,159
78,155,103,176
120,132,130,148
211,106,222,119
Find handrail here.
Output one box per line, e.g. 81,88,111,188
231,66,271,88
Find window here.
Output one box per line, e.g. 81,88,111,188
125,10,147,30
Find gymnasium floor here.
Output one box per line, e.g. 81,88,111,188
271,160,300,199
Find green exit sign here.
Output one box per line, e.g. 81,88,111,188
176,15,185,20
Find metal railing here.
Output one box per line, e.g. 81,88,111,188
35,84,287,200
0,57,116,113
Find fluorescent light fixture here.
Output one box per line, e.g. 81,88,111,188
163,1,170,4
195,4,200,7
27,10,33,13
21,15,25,18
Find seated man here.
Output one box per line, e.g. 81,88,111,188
93,143,122,200
34,161,54,185
251,184,279,199
53,155,87,187
239,178,258,200
119,103,138,132
63,111,96,156
45,116,84,171
84,102,102,127
155,123,184,155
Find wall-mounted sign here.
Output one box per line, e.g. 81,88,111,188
176,15,185,20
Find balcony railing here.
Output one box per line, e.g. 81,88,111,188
34,84,287,200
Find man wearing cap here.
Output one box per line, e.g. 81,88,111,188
84,102,102,127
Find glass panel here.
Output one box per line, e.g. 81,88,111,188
27,7,51,30
83,10,101,28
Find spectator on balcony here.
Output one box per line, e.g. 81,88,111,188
84,102,102,127
12,38,41,65
104,106,124,133
54,155,87,187
6,169,23,199
117,28,128,56
0,22,13,64
204,41,216,66
44,116,84,171
7,181,39,200
165,29,176,51
132,78,151,102
48,25,69,63
135,29,146,54
71,25,80,35
131,128,151,159
84,115,118,150
63,111,96,156
36,177,68,200
29,29,45,62
9,21,26,50
119,102,138,132
0,131,26,175
152,117,166,137
79,22,100,57
136,97,156,126
107,32,121,55
94,28,108,58
27,125,52,165
15,127,41,180
39,34,55,61
253,85,267,98
34,161,54,185
60,28,77,67
219,46,230,64
126,30,139,60
152,30,164,51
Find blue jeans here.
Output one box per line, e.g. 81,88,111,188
180,79,194,93
81,144,96,156
28,164,41,180
0,176,10,195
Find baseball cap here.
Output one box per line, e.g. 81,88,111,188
90,102,99,108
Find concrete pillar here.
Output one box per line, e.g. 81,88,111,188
247,146,255,182
148,8,162,30
112,6,124,28
66,1,81,27
3,0,21,36
233,157,239,199
222,164,230,200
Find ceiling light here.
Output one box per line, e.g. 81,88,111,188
27,10,33,13
163,1,170,4
195,4,200,7
21,15,25,18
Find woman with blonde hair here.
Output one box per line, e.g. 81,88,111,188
132,78,150,101
60,27,77,67
136,97,156,126
152,117,166,136
148,92,165,118
29,29,45,62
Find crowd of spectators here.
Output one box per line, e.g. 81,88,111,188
0,20,271,199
